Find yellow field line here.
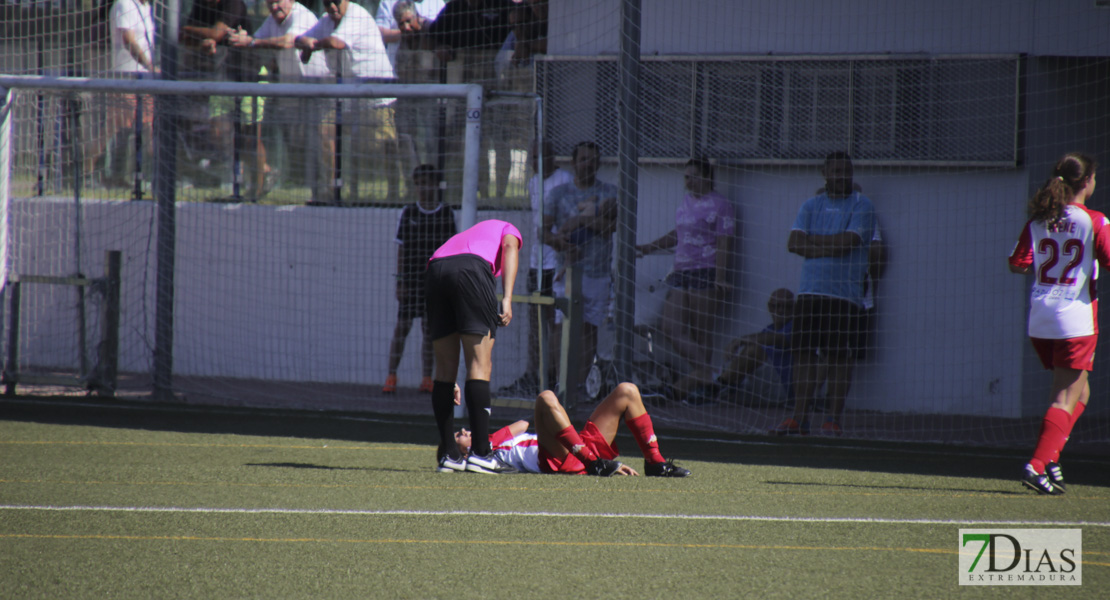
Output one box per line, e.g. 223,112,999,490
2,532,1107,566
0,532,954,552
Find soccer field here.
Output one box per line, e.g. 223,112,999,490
1,398,1107,599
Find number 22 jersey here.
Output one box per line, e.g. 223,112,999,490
1009,203,1110,339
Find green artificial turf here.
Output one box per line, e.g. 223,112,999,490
1,403,1107,599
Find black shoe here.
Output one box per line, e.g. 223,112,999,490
584,458,623,477
1045,461,1066,492
466,452,518,474
1021,463,1064,495
645,459,690,477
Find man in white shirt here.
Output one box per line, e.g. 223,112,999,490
229,0,329,198
374,0,446,68
296,0,401,203
499,140,574,398
86,0,156,186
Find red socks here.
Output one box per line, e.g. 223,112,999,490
1029,407,1071,473
627,413,665,464
1070,401,1086,434
556,426,599,463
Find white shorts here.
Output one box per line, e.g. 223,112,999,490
554,273,611,327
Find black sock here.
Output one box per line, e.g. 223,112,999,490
431,381,456,459
465,379,491,456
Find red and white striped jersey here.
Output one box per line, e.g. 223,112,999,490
1010,203,1110,339
490,426,541,474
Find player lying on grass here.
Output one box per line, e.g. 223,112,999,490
443,382,691,477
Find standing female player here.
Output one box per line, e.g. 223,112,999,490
426,219,521,474
1009,153,1109,494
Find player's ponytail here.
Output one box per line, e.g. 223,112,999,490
1028,153,1097,229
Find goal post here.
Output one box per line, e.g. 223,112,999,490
0,74,492,400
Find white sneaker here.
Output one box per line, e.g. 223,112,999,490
436,454,467,473
466,452,517,474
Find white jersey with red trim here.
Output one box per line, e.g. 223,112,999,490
490,426,541,474
1009,203,1110,339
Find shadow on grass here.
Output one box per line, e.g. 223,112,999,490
764,479,1028,495
3,395,1110,488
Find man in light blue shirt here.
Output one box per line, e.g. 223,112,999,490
774,151,875,436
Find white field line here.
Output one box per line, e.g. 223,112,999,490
2,504,1109,528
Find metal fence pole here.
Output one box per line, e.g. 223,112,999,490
152,0,181,401
614,0,641,380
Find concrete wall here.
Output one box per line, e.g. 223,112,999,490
7,199,533,390
550,0,1110,57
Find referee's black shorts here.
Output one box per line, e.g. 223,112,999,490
426,254,500,341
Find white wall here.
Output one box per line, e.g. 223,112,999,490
7,199,533,390
630,164,1034,417
551,0,1110,57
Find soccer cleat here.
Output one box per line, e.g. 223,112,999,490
436,454,467,473
1045,461,1066,492
418,376,435,394
466,452,518,474
1021,463,1064,495
770,418,810,436
584,458,624,477
382,374,398,394
820,420,843,436
645,459,691,478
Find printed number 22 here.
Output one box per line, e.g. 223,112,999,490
1037,238,1084,286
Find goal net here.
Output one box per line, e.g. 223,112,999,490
2,0,1108,452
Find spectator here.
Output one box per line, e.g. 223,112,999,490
388,0,442,167
383,165,458,394
1009,152,1106,495
499,139,573,397
773,151,875,436
544,141,619,391
718,288,795,404
815,182,887,370
637,157,735,401
228,0,330,199
452,383,690,477
375,0,446,69
85,0,156,186
426,0,514,62
426,0,516,199
426,220,521,474
180,0,254,182
296,0,401,204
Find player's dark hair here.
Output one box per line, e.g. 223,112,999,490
572,141,599,162
1028,153,1097,228
685,157,715,184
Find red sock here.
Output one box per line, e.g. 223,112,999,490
1069,401,1087,435
626,413,665,464
556,426,598,463
1029,407,1071,473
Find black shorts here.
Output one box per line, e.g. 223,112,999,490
397,274,428,321
665,268,715,290
854,307,876,360
426,254,499,340
791,295,862,356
